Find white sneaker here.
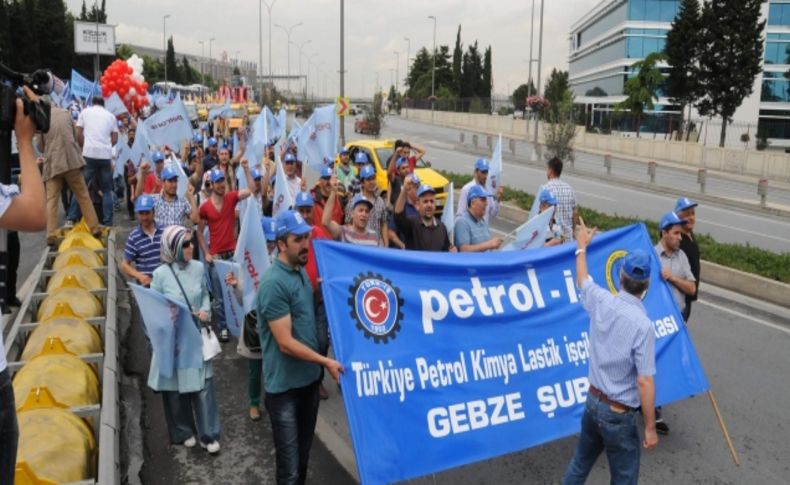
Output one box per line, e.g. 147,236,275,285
183,436,197,448
200,440,220,454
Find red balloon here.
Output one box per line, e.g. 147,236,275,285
126,64,133,75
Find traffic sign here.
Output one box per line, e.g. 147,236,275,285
336,96,350,117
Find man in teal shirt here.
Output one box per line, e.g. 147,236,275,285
257,209,343,485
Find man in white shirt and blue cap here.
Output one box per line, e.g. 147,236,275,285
456,158,503,222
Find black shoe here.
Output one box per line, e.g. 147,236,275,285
655,419,670,435
219,329,230,342
8,297,22,307
2,306,11,314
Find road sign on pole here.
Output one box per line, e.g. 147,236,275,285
336,96,350,117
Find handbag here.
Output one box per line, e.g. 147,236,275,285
242,312,261,353
168,264,222,361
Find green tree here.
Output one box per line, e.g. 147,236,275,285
616,52,666,138
8,0,41,73
79,0,87,20
116,43,134,60
482,46,492,100
452,25,462,97
696,0,766,147
165,36,179,84
544,69,570,120
585,86,608,97
665,0,701,140
544,89,577,163
511,82,536,111
36,0,74,77
0,0,11,65
461,41,482,98
181,56,193,84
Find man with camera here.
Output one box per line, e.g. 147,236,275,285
1,87,47,485
67,97,118,227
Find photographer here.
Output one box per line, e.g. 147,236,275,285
1,88,47,485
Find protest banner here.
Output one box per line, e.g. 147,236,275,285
213,260,245,337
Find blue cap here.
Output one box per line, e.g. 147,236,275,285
539,190,557,206
475,158,490,171
161,166,179,181
209,168,225,183
193,133,203,144
295,192,314,208
151,151,165,163
134,194,155,212
396,157,409,169
659,211,687,231
207,137,218,147
320,166,333,178
251,168,263,180
359,165,376,180
674,197,698,213
261,217,278,241
349,194,374,210
417,184,436,198
275,210,312,237
410,173,421,186
284,152,297,163
623,250,651,282
354,152,369,164
340,148,349,155
467,185,492,203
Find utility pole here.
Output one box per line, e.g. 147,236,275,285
198,40,205,78
527,0,536,135
428,15,437,119
340,0,346,145
262,0,277,100
404,37,411,86
94,1,100,81
209,37,215,89
533,0,544,148
393,51,400,94
258,0,263,102
163,14,171,92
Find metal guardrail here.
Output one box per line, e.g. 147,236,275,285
2,231,119,485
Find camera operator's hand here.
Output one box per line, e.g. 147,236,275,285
14,88,38,144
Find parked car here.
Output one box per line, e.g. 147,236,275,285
354,117,380,136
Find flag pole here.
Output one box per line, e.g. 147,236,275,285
707,389,740,466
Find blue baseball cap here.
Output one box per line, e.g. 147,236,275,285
539,190,557,206
283,152,297,163
251,168,263,180
134,194,155,212
261,217,278,241
209,168,225,183
354,152,369,164
207,137,218,147
349,194,374,210
417,184,436,198
659,211,687,231
674,197,698,213
193,133,203,144
396,157,409,169
320,166,333,179
295,192,314,208
410,173,421,186
151,151,165,163
622,250,651,282
339,148,349,155
359,165,376,180
467,185,492,203
275,210,312,237
475,158,490,172
161,166,179,181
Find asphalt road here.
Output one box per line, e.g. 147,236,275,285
348,116,790,254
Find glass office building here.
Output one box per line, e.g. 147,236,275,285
569,1,790,144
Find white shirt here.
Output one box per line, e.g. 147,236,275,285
456,180,500,223
286,175,302,202
77,105,118,159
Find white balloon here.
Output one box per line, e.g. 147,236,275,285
129,87,137,97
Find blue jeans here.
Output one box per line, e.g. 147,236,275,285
563,395,641,485
207,262,227,332
162,378,221,444
0,369,19,484
264,380,320,485
68,157,114,226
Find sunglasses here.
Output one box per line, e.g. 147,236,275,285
182,239,193,248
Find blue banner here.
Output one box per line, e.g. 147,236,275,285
104,91,128,116
501,207,555,251
234,197,270,313
297,104,337,173
314,223,709,484
142,98,193,151
213,260,244,337
208,97,231,121
70,69,100,101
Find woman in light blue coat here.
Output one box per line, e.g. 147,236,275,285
150,225,222,454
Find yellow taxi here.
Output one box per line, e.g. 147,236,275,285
228,104,248,131
341,139,450,215
197,104,209,121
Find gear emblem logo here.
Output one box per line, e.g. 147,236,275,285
348,272,404,343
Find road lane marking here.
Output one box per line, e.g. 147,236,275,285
698,299,790,336
697,219,789,244
575,190,616,202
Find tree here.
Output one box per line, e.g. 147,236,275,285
544,69,570,120
36,0,75,77
665,0,701,140
181,56,193,84
696,0,765,147
165,36,179,84
585,87,608,97
544,89,577,163
511,82,536,111
79,0,87,20
452,25,463,97
482,46,492,100
616,52,666,137
116,44,134,60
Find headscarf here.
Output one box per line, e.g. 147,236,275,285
161,225,191,266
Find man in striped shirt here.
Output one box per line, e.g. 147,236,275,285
152,166,200,227
543,157,578,241
563,218,658,485
121,195,163,287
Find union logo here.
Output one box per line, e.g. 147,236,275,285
348,273,404,343
605,249,649,296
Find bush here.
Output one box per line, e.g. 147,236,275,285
438,170,790,283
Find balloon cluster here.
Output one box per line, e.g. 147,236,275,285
100,54,149,115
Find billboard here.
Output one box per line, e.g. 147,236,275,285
74,21,116,56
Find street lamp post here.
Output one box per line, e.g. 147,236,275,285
275,21,302,96
533,0,544,148
198,40,205,77
293,40,312,101
340,0,346,145
262,0,277,97
404,37,411,86
393,50,400,94
209,37,215,89
163,14,171,92
306,53,316,101
428,15,437,117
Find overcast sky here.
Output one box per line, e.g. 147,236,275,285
65,0,600,98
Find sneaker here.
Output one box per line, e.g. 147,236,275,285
655,418,670,435
64,220,74,228
183,436,197,448
219,329,230,342
200,440,220,454
249,407,261,421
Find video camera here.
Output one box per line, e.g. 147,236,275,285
0,62,54,135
